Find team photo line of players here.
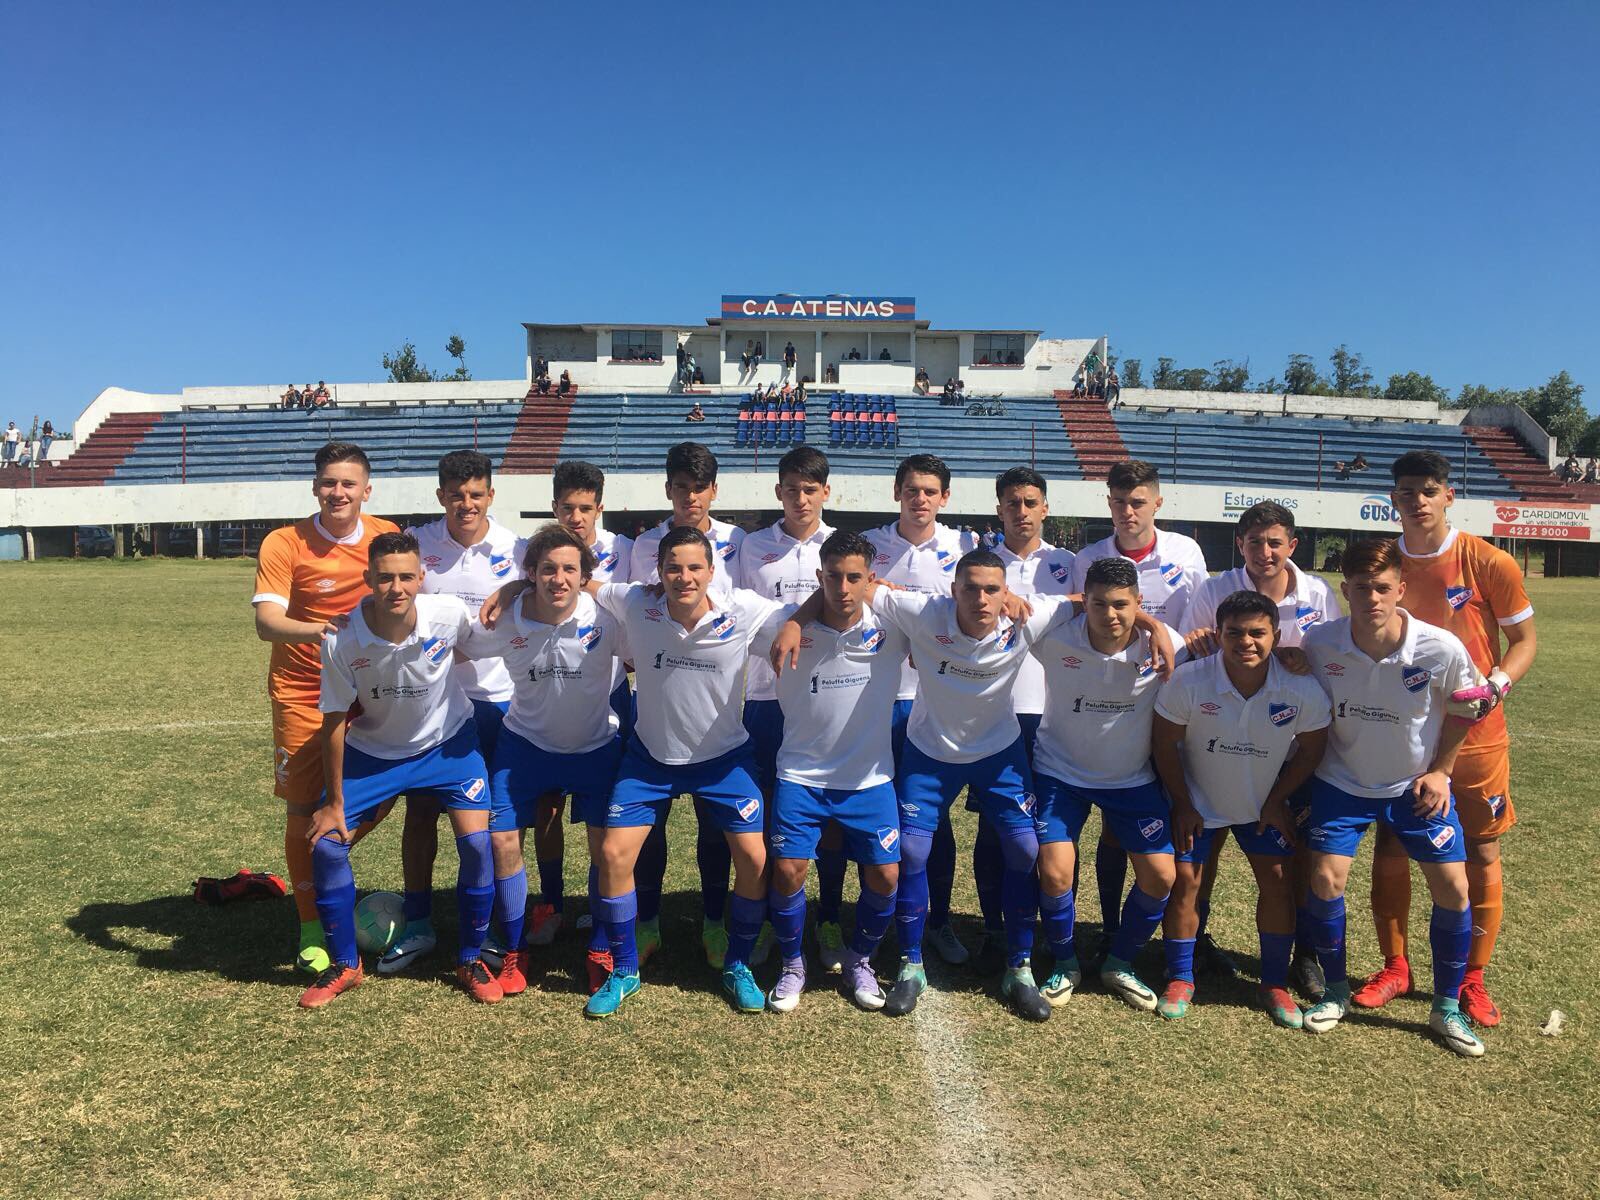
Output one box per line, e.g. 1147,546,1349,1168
251,438,1534,1058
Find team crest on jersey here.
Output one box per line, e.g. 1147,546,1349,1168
1137,657,1156,678
1267,828,1290,851
1323,662,1345,676
1446,585,1474,611
597,551,617,571
1017,792,1038,817
709,614,737,640
1061,655,1082,669
1160,562,1184,586
736,798,760,821
509,636,528,648
935,550,956,573
935,634,954,645
490,555,512,579
996,625,1019,652
351,658,370,669
464,778,485,801
1050,562,1070,582
578,624,602,651
645,607,664,621
1268,703,1299,727
1487,794,1506,818
1296,605,1321,633
422,636,450,664
877,826,900,852
1402,666,1430,693
716,540,736,559
1200,702,1222,714
861,628,884,652
1138,818,1165,842
1430,825,1456,850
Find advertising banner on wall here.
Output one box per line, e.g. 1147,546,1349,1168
720,295,915,321
1489,502,1593,540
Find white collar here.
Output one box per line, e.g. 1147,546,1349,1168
995,539,1055,564
769,519,831,547
349,598,421,648
1398,526,1459,560
314,514,365,547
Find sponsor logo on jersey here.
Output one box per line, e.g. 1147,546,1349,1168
877,826,900,852
770,833,786,847
509,636,528,648
422,636,450,664
578,624,602,651
900,802,920,817
1296,605,1321,633
1323,662,1345,676
464,778,485,801
423,555,442,566
351,658,370,669
935,634,954,645
1446,585,1474,611
761,552,783,564
1139,817,1165,842
1160,562,1184,586
608,803,623,815
1430,824,1456,850
490,555,512,579
709,614,736,640
1050,562,1070,582
798,635,814,648
875,553,891,565
315,578,337,592
1200,701,1222,714
861,628,884,652
1061,655,1082,668
736,797,760,821
645,607,664,621
1403,666,1430,693
1268,702,1299,727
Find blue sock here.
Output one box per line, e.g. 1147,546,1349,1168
587,864,607,952
1040,888,1076,964
725,893,765,969
1304,894,1347,987
1001,866,1038,968
1430,904,1472,1003
597,890,638,975
769,884,807,961
402,889,432,927
1110,885,1169,964
536,857,564,912
454,831,494,964
493,867,528,950
973,818,1005,934
311,835,358,968
896,829,934,964
1259,931,1294,988
927,815,956,927
816,844,846,925
1294,903,1315,958
851,883,897,957
696,820,731,923
1096,837,1127,934
1164,936,1196,983
1195,899,1212,941
637,821,667,923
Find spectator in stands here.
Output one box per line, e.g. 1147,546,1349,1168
558,369,572,396
281,384,302,409
692,361,706,385
686,401,706,423
534,353,549,381
39,420,54,461
753,341,765,367
1349,452,1369,473
878,346,892,361
741,340,754,373
955,378,966,398
914,366,930,395
847,346,862,361
5,420,20,467
1006,349,1021,365
783,341,797,371
1333,459,1350,480
1560,454,1581,482
1106,366,1122,406
314,381,331,405
1585,458,1598,484
824,363,838,383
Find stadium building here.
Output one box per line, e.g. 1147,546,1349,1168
2,292,1595,572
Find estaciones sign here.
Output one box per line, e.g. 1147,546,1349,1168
721,295,915,321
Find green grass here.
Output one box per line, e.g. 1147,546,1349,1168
1,560,1597,1198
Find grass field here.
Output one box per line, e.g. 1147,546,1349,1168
1,559,1597,1199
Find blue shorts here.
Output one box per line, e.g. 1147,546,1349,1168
471,698,509,762
742,698,784,796
1305,778,1467,864
897,737,1036,838
891,698,913,770
489,728,623,833
1033,772,1174,855
1175,820,1293,864
605,739,765,834
609,679,635,745
335,720,490,828
968,713,1040,813
771,780,901,864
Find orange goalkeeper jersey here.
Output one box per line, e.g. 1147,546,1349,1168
252,514,400,706
1399,527,1532,752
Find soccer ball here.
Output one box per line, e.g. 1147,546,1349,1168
355,891,406,955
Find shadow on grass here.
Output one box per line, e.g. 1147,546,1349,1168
67,892,307,985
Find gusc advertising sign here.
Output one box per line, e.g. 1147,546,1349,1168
721,295,915,321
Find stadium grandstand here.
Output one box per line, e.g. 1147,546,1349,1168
3,293,1594,572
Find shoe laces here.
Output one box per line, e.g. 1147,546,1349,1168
463,959,494,986
311,964,348,990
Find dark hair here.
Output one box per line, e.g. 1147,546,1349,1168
1236,500,1296,538
1216,589,1280,629
553,460,607,505
1391,449,1451,486
437,449,493,490
522,522,597,578
820,529,875,570
777,445,830,484
368,530,419,562
665,441,718,487
995,466,1048,497
658,525,713,570
1342,537,1403,578
955,548,1005,577
315,442,370,475
895,453,951,492
1084,556,1139,593
1107,459,1160,492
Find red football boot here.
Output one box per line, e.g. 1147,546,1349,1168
496,949,528,997
586,948,614,996
457,959,505,1004
1351,957,1411,1009
1459,968,1502,1027
299,963,364,1009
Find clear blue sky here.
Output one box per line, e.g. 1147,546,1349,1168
4,1,1597,430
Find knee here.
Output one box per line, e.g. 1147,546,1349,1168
599,837,636,876
1137,855,1176,895
997,828,1040,874
1467,837,1499,866
864,862,898,895
1309,863,1343,900
772,858,808,894
1169,865,1202,899
490,831,523,875
310,835,348,872
733,839,767,878
900,830,934,874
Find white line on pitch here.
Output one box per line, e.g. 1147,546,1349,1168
0,718,260,744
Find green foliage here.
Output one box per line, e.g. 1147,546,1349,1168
1575,416,1600,457
1383,371,1450,406
381,340,439,383
1283,353,1326,396
445,335,471,382
1151,356,1177,389
1329,344,1375,397
1121,357,1143,388
1210,359,1249,393
1529,370,1588,450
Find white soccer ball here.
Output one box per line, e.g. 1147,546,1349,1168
355,891,406,955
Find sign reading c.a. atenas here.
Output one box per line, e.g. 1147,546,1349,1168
721,295,916,321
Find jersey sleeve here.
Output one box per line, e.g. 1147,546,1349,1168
1178,578,1218,635
1439,631,1482,696
1021,594,1070,641
318,634,358,715
610,535,634,584
1478,542,1534,626
1293,677,1333,731
1153,671,1193,725
252,528,297,608
594,582,634,619
1161,622,1191,669
458,613,508,660
872,587,932,633
734,588,783,637
746,603,798,661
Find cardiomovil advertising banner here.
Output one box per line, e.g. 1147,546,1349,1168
1490,503,1594,541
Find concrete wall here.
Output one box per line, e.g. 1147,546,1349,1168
1117,387,1447,423
1464,404,1557,466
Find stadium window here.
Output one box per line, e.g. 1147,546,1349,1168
611,330,663,362
973,334,1024,365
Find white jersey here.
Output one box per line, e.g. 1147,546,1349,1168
589,527,634,584
1069,528,1209,626
995,540,1077,715
1154,655,1332,828
460,592,622,755
1180,562,1340,648
864,520,979,700
748,601,910,790
1031,614,1186,790
628,517,744,598
408,517,524,703
875,589,1066,764
737,519,834,701
319,593,475,760
1302,613,1479,800
595,582,783,766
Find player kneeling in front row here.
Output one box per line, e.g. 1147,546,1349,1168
1298,539,1485,1057
458,525,624,996
758,531,909,1013
300,531,499,1008
1152,591,1332,1026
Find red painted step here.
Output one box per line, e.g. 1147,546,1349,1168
499,388,579,474
0,411,162,488
1055,390,1128,479
1463,425,1579,502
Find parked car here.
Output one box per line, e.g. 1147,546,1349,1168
77,526,115,557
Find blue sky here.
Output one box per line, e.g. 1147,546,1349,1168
4,1,1597,429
